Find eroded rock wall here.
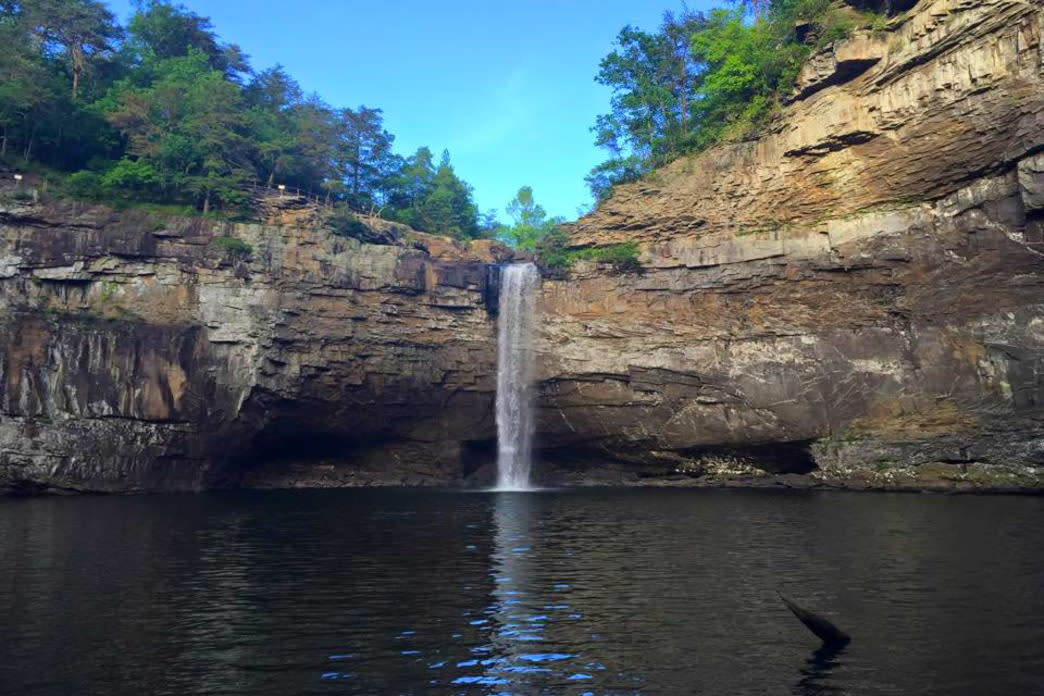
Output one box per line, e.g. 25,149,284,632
0,200,506,492
540,0,1044,490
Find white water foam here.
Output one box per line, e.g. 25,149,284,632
494,263,540,491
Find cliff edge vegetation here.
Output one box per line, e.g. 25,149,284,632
585,0,899,200
0,0,494,238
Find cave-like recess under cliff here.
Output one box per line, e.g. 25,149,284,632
1,0,1043,494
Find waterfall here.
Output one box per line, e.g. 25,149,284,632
495,263,540,491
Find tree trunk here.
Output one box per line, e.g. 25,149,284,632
22,116,34,161
679,61,689,140
54,123,64,167
71,45,84,100
658,101,669,156
203,190,211,214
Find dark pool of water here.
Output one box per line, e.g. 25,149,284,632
1,488,1042,695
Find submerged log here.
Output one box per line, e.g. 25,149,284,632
778,590,851,647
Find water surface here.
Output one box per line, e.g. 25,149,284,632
1,488,1042,695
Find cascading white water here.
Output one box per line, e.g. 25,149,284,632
495,263,541,491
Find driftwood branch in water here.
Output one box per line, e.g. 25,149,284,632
778,590,851,647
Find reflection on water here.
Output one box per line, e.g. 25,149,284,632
794,644,846,696
479,492,614,690
1,488,1043,695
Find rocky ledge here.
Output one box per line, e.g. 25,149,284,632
1,0,1043,494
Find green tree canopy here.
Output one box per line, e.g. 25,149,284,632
126,0,248,78
100,49,252,209
20,0,122,99
497,186,562,250
0,13,54,158
587,9,707,200
382,148,480,238
0,0,501,239
588,0,879,200
332,106,399,211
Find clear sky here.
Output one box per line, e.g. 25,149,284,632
104,0,714,221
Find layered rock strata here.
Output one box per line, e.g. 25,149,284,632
545,0,1044,490
0,200,508,492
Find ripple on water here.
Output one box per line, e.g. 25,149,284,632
451,676,509,685
2,488,1041,696
518,653,574,662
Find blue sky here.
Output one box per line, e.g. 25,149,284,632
104,0,714,221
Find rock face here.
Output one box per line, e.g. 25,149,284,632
1,0,1042,494
544,0,1044,490
0,199,508,492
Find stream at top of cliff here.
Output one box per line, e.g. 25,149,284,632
1,488,1042,695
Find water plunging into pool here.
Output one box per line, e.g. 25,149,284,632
495,263,540,491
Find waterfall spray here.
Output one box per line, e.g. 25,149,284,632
495,263,540,490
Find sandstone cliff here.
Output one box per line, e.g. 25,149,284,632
0,199,511,492
1,0,1042,494
543,0,1044,489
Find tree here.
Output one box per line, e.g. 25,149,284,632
381,145,433,225
478,209,500,235
244,65,304,187
499,186,560,250
587,0,867,202
126,0,248,79
423,149,479,238
590,9,707,194
585,155,644,203
333,106,398,210
0,5,115,166
102,50,252,210
379,148,481,238
0,13,53,158
0,0,489,228
285,94,338,194
21,0,122,99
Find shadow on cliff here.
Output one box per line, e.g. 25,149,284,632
534,439,819,486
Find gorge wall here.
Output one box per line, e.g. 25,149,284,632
0,203,510,492
541,0,1044,489
2,0,1043,493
